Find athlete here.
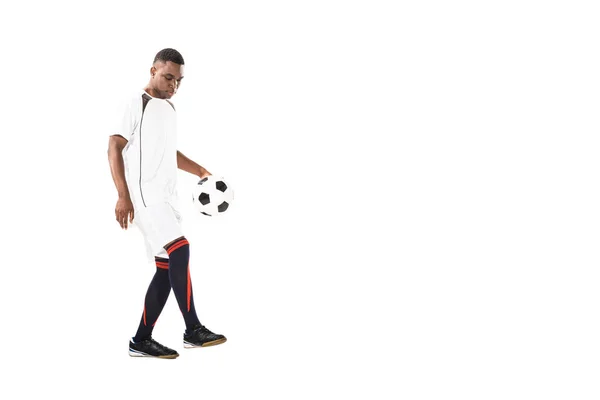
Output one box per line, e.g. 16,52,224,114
107,48,226,359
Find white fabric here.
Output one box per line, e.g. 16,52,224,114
111,89,183,262
133,202,184,262
111,89,179,210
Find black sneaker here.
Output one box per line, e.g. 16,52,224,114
129,337,179,359
184,325,227,348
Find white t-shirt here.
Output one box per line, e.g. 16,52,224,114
111,89,179,210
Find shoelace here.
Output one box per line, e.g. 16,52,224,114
186,325,214,337
197,325,216,336
147,338,172,351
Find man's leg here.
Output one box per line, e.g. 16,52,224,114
133,257,172,342
128,203,181,359
128,256,179,359
165,236,227,347
164,236,201,329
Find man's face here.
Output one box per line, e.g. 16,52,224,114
150,61,185,99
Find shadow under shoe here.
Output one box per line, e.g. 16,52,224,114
184,324,227,348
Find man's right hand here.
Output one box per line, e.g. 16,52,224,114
115,196,134,229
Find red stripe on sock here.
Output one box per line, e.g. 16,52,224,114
156,262,169,269
166,237,186,250
187,263,191,312
167,239,189,255
143,306,147,326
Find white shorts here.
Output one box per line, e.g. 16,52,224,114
133,202,184,262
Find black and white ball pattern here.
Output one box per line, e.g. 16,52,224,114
192,176,234,216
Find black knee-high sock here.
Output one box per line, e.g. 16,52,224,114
165,237,201,331
133,257,172,342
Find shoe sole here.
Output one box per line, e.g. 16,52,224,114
183,338,227,348
129,349,179,359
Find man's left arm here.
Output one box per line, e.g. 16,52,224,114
177,150,211,179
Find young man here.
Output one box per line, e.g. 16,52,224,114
107,48,226,359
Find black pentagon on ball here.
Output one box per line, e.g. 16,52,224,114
218,201,229,212
198,192,210,205
216,181,227,192
201,211,212,216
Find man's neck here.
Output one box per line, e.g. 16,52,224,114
144,86,160,98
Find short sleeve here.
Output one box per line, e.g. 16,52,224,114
110,98,138,142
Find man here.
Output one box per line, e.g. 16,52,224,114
107,48,226,359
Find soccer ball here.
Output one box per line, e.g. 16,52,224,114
192,176,234,216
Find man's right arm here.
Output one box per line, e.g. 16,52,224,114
107,135,134,229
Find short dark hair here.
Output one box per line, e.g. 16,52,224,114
153,48,185,65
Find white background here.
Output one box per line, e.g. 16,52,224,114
1,0,599,398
